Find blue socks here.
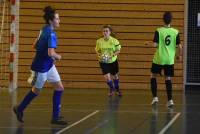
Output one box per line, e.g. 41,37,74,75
113,79,119,90
107,80,114,91
17,89,63,120
18,90,38,112
107,79,120,91
52,90,63,119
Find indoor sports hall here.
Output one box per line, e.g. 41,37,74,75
0,0,200,134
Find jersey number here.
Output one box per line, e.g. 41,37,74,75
165,35,171,46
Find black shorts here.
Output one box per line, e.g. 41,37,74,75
99,60,119,75
151,63,174,77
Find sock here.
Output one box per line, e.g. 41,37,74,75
165,80,172,101
151,78,157,97
52,90,63,119
113,79,119,91
18,90,38,112
107,80,114,92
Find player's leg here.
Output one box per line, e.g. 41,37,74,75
113,74,122,96
111,60,122,96
150,63,161,105
99,62,114,96
164,65,174,107
48,65,67,125
104,73,115,96
13,71,46,123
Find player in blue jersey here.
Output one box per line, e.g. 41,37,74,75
13,6,67,125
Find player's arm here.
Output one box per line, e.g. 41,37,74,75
113,39,121,56
176,34,183,61
48,32,61,60
48,48,61,60
32,38,38,49
177,43,183,61
95,40,101,58
32,30,42,49
113,50,120,56
145,41,158,47
113,44,121,56
145,31,159,47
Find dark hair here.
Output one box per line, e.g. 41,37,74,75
43,6,56,24
163,12,172,25
103,25,116,37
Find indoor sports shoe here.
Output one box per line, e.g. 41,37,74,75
51,118,68,125
13,106,24,123
151,97,159,105
167,100,174,107
108,91,114,97
116,90,122,97
58,116,64,119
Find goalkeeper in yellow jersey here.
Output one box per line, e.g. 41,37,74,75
95,25,122,97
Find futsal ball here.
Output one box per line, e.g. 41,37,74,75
101,54,110,63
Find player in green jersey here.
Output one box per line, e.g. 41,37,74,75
95,25,122,97
146,12,182,107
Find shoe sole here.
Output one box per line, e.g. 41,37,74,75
116,92,122,97
51,120,68,125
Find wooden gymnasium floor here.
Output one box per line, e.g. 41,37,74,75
0,88,199,134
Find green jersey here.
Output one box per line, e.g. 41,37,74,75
95,36,121,63
153,27,179,65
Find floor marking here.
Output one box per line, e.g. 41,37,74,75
55,110,99,134
158,112,181,134
0,126,61,130
0,102,189,106
0,108,180,114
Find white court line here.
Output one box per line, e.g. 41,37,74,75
158,112,181,134
55,110,99,134
0,126,60,130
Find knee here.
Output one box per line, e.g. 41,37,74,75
57,86,64,91
104,74,112,81
113,74,119,79
56,82,64,91
32,87,40,95
151,73,157,78
165,77,171,81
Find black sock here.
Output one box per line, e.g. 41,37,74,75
151,78,157,97
165,80,172,101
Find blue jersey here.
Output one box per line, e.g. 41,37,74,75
31,25,57,72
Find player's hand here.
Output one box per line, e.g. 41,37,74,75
176,55,182,62
97,53,101,58
53,54,62,61
144,41,151,46
57,55,62,60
